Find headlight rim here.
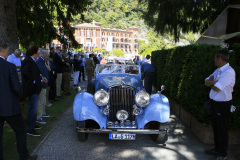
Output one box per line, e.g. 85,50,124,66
135,90,151,107
93,89,109,107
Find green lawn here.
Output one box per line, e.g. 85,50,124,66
3,89,77,160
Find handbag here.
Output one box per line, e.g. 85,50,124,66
204,99,212,115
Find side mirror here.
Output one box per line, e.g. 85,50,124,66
158,85,166,94
161,85,166,91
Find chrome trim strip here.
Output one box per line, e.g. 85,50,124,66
76,127,168,134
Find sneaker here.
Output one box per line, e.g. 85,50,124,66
216,156,227,160
36,118,47,124
34,125,42,130
27,130,40,137
42,114,50,118
46,103,52,107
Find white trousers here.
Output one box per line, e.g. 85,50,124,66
73,71,80,85
37,88,46,120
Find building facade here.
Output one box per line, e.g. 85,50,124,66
74,21,139,54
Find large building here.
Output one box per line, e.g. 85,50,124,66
74,21,139,54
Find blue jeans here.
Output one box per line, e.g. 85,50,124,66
27,94,39,132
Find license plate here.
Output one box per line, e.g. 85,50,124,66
109,133,136,140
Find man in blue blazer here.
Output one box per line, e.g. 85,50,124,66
0,40,37,160
36,49,50,124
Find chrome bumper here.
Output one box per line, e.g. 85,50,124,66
76,127,167,134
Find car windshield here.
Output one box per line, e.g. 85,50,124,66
98,64,140,75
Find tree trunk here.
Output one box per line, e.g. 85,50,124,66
0,0,18,54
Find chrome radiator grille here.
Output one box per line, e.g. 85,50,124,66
108,86,135,122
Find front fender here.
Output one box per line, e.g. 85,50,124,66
73,92,107,129
136,94,170,129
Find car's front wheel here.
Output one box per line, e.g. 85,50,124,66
77,121,88,142
149,122,168,144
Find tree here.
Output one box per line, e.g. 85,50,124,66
142,48,154,57
112,49,125,57
139,0,230,42
73,0,145,29
0,0,91,53
0,0,18,53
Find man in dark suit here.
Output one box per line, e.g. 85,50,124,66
22,45,47,137
53,47,69,98
0,40,37,160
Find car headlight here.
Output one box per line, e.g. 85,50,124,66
93,89,109,106
116,110,129,121
135,90,150,107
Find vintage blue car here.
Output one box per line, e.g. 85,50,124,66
73,64,170,143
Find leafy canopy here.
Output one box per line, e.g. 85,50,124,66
139,0,229,41
16,0,91,49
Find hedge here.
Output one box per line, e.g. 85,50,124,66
152,44,240,130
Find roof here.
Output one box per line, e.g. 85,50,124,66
73,20,138,32
74,23,101,28
195,4,240,45
102,28,132,33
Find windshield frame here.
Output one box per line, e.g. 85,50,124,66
97,64,140,75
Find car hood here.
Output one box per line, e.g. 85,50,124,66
96,75,141,89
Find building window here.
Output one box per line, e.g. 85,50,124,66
112,32,114,36
81,31,84,36
102,32,104,35
93,30,96,37
87,31,91,38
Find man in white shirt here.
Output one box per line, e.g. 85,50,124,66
134,55,142,65
7,49,22,82
204,49,235,160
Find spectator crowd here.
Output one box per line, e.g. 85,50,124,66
0,41,102,160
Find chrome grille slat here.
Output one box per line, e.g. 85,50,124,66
108,86,135,122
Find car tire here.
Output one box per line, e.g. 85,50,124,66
149,123,168,144
77,121,88,142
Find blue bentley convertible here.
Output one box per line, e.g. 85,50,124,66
73,64,170,143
